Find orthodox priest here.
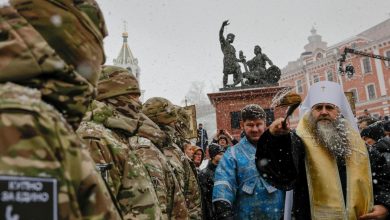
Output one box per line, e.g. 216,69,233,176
256,81,390,219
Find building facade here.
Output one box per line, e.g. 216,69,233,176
279,19,390,126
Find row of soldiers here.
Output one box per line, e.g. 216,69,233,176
77,66,202,219
0,0,201,219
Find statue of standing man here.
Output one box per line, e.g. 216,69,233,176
219,20,242,87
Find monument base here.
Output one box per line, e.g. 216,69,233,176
208,86,289,140
219,83,279,91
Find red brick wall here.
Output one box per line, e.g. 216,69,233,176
208,87,288,139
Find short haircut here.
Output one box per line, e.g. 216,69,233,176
241,104,266,121
227,33,235,38
358,116,377,126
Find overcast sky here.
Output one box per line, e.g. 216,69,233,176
96,0,390,105
2,0,389,105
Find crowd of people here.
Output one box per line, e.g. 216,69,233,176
0,1,203,219
0,1,390,220
194,81,390,220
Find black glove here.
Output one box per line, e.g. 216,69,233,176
213,200,234,220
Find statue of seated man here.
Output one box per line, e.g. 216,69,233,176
244,45,274,85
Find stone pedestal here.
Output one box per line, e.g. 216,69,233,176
207,86,288,140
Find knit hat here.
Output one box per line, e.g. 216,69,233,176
208,143,225,159
360,122,385,142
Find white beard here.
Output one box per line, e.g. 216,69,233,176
309,114,352,159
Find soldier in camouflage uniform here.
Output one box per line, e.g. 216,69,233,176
174,106,192,145
174,106,203,220
77,66,163,219
143,98,203,220
0,0,121,219
96,65,188,220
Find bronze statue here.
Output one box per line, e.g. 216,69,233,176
241,45,281,86
218,20,281,88
219,20,242,87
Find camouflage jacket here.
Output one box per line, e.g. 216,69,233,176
0,3,121,219
77,100,162,220
95,99,188,219
0,83,120,220
0,4,103,130
162,126,203,220
129,136,188,220
96,91,191,220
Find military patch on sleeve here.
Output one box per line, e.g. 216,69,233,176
0,176,58,220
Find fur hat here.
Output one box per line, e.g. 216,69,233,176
360,122,385,142
208,143,225,159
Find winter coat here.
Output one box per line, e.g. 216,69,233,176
256,130,390,219
375,137,390,168
212,136,285,220
197,128,209,150
199,161,218,220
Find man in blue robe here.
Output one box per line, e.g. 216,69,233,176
212,104,285,219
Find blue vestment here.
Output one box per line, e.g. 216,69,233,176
212,136,284,219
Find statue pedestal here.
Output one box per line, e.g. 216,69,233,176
207,86,288,140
